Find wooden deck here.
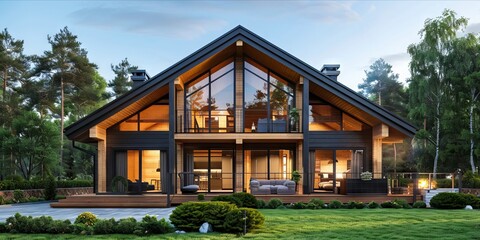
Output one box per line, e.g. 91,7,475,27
51,193,422,208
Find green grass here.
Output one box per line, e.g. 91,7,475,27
1,209,479,239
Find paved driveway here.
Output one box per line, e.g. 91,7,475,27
0,202,175,222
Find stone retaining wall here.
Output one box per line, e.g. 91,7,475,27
461,188,480,196
0,187,93,200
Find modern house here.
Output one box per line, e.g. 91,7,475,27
65,26,416,197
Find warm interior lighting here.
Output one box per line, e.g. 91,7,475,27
418,178,436,189
282,154,287,179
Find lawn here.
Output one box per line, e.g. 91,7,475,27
1,209,479,239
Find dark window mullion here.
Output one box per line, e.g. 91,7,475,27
267,70,271,132
208,149,211,192
208,71,212,133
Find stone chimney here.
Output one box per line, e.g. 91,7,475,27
131,70,150,88
320,64,340,81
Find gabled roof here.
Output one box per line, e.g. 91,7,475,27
65,25,417,140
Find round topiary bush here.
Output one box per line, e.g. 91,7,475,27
292,202,306,209
367,201,380,209
380,201,402,209
115,217,138,234
308,198,324,209
430,192,467,209
223,208,265,233
232,192,257,208
211,195,242,207
170,201,237,232
75,212,98,226
355,202,366,209
412,201,427,208
267,198,283,209
459,193,480,209
328,200,342,209
256,199,267,209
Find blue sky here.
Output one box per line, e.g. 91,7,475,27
2,1,480,91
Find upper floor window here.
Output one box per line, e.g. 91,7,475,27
244,59,295,132
309,96,366,132
185,60,235,133
119,98,169,131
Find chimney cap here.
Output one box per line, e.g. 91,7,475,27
321,64,340,72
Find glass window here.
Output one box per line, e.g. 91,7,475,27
119,104,169,132
139,105,169,131
185,60,234,133
119,115,138,131
342,113,363,131
244,59,295,132
309,104,341,131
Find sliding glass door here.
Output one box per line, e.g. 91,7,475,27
114,150,167,193
312,149,364,193
184,147,234,193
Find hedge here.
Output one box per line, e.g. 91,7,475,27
169,201,264,233
0,180,93,191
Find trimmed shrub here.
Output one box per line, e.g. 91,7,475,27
380,201,402,209
232,192,257,208
460,193,480,209
412,201,427,208
0,222,6,233
256,199,267,209
197,194,205,201
367,201,380,209
344,201,356,209
267,198,283,209
75,212,98,226
44,175,57,201
355,202,366,209
115,217,138,234
308,198,324,209
394,199,411,209
93,218,117,234
135,215,174,236
73,223,93,235
13,189,25,203
292,202,306,209
170,201,236,232
211,195,242,207
47,219,73,234
430,192,467,209
223,208,265,233
328,200,342,209
276,205,287,209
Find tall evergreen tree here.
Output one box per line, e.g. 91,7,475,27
358,58,407,117
407,9,467,175
108,58,137,99
0,28,26,102
35,26,103,174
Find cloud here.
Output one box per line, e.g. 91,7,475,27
466,22,480,34
69,7,227,39
283,1,361,23
380,52,409,63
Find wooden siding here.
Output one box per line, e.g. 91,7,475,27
309,131,373,171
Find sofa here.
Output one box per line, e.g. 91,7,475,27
250,179,296,195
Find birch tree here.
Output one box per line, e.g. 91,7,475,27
407,9,467,175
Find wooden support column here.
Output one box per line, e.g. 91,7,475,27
168,81,176,205
235,56,243,133
235,143,243,192
89,126,106,193
373,124,389,179
301,77,310,194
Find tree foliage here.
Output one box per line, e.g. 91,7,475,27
108,58,137,99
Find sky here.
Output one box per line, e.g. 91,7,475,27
2,1,480,91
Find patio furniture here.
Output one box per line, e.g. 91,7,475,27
250,179,296,195
178,172,200,194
